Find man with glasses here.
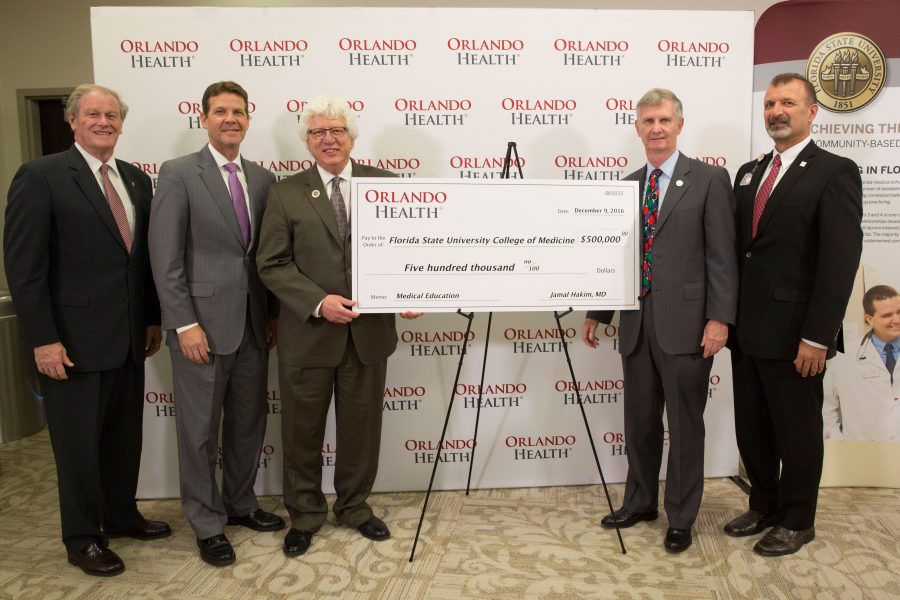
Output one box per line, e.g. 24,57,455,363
257,94,419,558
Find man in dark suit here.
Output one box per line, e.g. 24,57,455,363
4,84,170,576
149,81,282,567
582,88,737,553
257,94,420,557
726,73,863,556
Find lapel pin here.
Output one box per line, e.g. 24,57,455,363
312,190,321,198
799,161,807,167
675,180,683,187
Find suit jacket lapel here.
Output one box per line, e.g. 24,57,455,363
655,153,690,233
67,147,128,253
305,166,343,246
738,153,771,248
754,141,817,239
198,146,246,250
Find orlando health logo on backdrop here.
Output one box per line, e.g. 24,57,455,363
452,155,526,179
553,37,629,67
339,37,417,66
119,38,198,69
554,152,628,181
229,38,308,67
396,97,472,127
502,97,576,126
448,36,523,66
657,38,730,68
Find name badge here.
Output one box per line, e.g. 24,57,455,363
739,173,753,186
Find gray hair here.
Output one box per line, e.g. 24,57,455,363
298,94,359,141
65,84,128,121
636,88,683,121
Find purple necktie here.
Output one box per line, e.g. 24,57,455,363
224,162,251,247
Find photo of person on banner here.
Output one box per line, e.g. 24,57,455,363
823,284,900,441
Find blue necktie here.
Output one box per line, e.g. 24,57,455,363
885,342,896,384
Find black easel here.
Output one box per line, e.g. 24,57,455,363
409,142,626,562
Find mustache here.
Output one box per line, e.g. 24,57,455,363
767,116,790,127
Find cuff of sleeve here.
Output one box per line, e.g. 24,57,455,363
176,322,199,334
801,338,828,350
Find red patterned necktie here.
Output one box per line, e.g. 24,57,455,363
751,154,781,238
640,168,663,297
100,163,132,252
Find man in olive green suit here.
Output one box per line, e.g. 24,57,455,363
257,95,419,557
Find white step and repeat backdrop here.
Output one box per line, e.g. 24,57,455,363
91,7,753,498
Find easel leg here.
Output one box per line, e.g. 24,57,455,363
410,309,475,562
554,308,627,554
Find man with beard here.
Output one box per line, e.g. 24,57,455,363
726,73,863,556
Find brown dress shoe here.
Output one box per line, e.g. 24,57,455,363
67,542,125,576
753,525,815,556
106,517,172,540
723,510,777,537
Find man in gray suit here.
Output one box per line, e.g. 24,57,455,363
581,88,737,553
257,95,420,558
149,81,283,567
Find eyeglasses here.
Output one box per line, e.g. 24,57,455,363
307,127,348,139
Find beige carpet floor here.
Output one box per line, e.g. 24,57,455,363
1,429,899,599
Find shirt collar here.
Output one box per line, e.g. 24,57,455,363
870,332,898,354
74,142,119,177
646,150,680,180
207,143,243,171
771,135,812,164
317,160,353,186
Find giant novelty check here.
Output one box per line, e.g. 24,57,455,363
351,178,640,312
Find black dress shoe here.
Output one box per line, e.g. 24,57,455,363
664,527,692,553
67,543,124,576
723,510,777,537
227,508,285,532
283,528,314,557
106,517,172,540
600,507,659,529
356,516,391,541
197,534,235,566
753,526,815,557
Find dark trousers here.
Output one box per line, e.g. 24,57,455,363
279,335,386,531
42,359,144,553
621,294,713,529
731,348,824,530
